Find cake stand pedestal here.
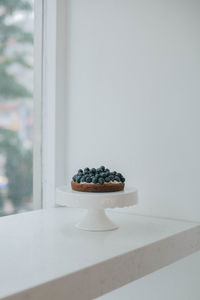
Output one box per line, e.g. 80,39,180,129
77,208,118,231
56,186,138,231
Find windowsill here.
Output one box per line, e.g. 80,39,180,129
0,208,199,300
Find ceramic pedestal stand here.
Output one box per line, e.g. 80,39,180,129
56,186,138,231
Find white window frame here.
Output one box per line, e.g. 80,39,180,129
34,0,67,209
33,0,43,209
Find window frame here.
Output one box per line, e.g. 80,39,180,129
34,0,67,209
33,0,43,209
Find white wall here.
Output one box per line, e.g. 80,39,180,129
65,0,200,298
65,0,200,222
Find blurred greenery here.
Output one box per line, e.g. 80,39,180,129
0,0,33,101
0,129,33,209
0,0,33,213
0,190,3,209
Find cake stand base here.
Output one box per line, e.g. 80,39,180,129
76,209,118,231
56,186,138,232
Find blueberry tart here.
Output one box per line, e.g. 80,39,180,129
71,166,125,192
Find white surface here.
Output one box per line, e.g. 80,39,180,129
98,251,200,300
65,0,200,222
0,208,199,300
56,186,138,231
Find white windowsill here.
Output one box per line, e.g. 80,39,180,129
0,208,200,300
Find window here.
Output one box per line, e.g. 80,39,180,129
0,0,34,216
0,0,67,214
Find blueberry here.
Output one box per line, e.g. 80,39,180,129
101,172,107,178
105,177,110,183
113,171,117,175
80,176,86,182
97,168,101,173
100,166,105,171
121,177,125,183
84,167,90,172
114,176,120,182
90,168,96,174
72,175,77,182
86,177,92,183
109,175,114,181
76,176,81,183
98,177,105,184
105,168,110,173
78,169,83,174
92,177,98,184
117,173,122,178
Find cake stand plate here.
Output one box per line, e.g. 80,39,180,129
56,186,138,231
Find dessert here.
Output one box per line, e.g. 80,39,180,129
71,166,125,193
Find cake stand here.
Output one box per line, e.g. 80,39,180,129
56,186,138,231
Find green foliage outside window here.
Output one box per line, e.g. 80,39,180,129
0,0,33,214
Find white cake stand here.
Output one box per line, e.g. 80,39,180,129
56,186,138,231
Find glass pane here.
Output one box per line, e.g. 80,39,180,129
0,0,34,216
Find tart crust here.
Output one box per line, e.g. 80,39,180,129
71,181,125,193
